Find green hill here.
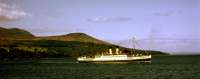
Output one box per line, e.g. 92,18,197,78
36,32,110,45
0,27,35,39
0,27,169,59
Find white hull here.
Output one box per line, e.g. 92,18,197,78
77,55,151,62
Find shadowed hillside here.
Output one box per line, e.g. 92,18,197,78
0,27,35,39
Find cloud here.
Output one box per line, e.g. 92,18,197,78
87,17,132,22
153,11,176,16
0,2,30,22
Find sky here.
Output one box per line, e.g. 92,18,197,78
0,0,200,53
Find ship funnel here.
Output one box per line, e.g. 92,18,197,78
109,48,112,55
116,48,119,54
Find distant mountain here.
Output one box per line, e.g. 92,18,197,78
36,32,110,45
0,27,35,39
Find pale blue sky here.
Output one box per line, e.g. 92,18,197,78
0,0,199,40
0,0,200,53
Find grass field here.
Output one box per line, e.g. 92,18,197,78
0,55,200,79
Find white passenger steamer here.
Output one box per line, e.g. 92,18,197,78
77,48,151,63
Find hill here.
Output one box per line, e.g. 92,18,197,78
0,27,169,58
36,32,110,45
0,27,35,39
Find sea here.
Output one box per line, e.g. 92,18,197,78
0,55,200,79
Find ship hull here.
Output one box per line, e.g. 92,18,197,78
77,55,151,63
78,58,151,63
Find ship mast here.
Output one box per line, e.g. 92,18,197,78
132,37,136,55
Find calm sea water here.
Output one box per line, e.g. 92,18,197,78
0,55,200,79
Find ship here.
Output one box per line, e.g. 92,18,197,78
77,38,151,63
77,48,151,63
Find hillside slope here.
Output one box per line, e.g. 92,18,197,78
36,32,110,45
0,27,169,58
0,27,35,39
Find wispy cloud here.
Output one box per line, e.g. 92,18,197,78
0,2,30,22
87,17,132,23
153,10,182,17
